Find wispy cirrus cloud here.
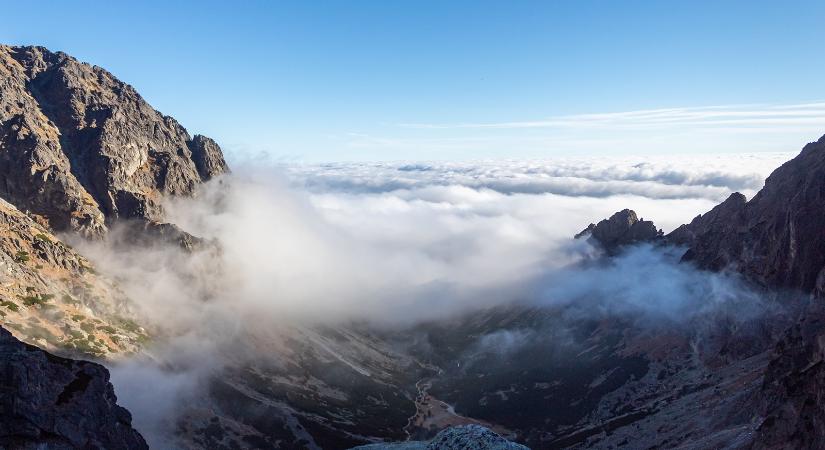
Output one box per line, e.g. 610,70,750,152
398,102,825,130
329,101,825,160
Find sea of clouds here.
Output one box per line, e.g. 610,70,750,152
78,152,793,447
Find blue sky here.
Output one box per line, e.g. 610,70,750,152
3,0,825,161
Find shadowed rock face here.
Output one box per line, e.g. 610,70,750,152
569,136,825,449
660,134,825,449
668,135,825,294
575,209,662,255
0,45,228,236
0,326,147,449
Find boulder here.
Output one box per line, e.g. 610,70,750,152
0,326,147,449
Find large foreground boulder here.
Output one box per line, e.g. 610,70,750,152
0,326,147,449
351,425,529,450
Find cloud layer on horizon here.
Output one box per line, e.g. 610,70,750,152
285,152,790,204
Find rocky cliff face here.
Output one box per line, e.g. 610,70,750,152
0,45,227,236
604,134,825,450
0,44,218,449
566,136,825,449
0,325,147,449
668,135,825,294
575,209,662,254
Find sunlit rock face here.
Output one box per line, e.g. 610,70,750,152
0,45,228,236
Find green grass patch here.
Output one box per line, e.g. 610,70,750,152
19,293,55,307
98,325,117,334
14,251,29,263
1,300,19,312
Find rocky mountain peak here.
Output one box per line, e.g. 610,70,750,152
671,134,825,294
0,44,228,236
575,208,662,254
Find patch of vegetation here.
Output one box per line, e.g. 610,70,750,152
98,325,117,334
71,314,85,322
62,294,80,306
80,321,96,333
68,330,85,339
19,293,55,307
1,300,19,312
34,233,51,243
66,337,102,356
118,318,143,333
25,324,58,344
14,251,29,263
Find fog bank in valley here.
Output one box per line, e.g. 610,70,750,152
73,154,787,447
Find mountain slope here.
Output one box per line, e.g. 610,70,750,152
0,45,227,236
0,194,146,357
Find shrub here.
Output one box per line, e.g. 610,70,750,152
19,293,54,307
98,325,117,334
1,300,19,312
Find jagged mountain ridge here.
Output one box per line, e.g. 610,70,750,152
668,135,825,294
4,43,825,450
0,45,227,235
665,134,825,449
577,133,825,449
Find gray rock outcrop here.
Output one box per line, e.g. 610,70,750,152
575,209,662,255
351,425,529,450
0,45,228,236
665,135,825,293
0,325,147,449
596,134,825,449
